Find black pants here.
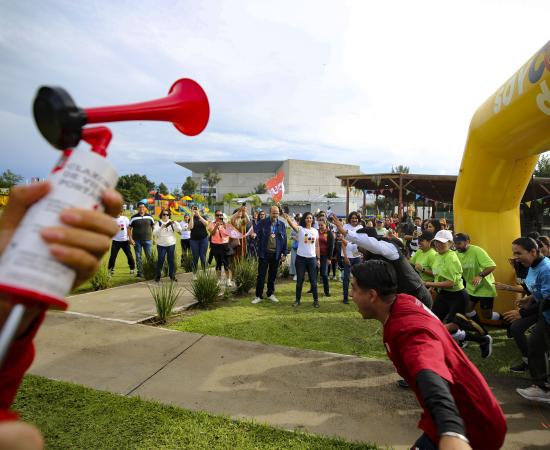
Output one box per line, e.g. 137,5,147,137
211,243,230,271
296,255,318,302
319,254,330,295
508,314,537,358
180,238,191,254
432,289,468,324
411,433,437,450
255,252,279,298
108,240,135,271
527,316,550,386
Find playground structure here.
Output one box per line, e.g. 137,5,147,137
141,192,207,218
455,40,550,312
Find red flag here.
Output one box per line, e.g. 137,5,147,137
266,171,285,203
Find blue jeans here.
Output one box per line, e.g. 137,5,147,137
190,237,208,272
342,257,361,302
156,244,175,279
295,255,318,302
134,240,152,275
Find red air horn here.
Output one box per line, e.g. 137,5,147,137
33,78,210,152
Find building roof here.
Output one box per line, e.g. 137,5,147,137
175,160,284,173
336,173,550,203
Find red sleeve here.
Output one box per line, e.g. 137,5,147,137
393,327,454,384
0,311,45,421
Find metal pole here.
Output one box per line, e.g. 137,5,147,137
0,304,26,367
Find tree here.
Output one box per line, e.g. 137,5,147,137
158,182,169,195
391,165,410,174
204,168,222,205
325,192,338,198
253,182,267,194
116,174,155,204
223,192,237,204
193,193,206,204
534,153,550,177
0,170,23,188
172,187,181,198
248,195,263,208
181,176,198,195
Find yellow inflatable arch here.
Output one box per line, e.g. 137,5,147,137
454,40,550,312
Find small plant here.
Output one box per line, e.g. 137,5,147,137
232,257,258,294
181,251,194,272
142,248,158,280
148,281,182,323
90,263,112,291
190,269,221,308
278,260,290,278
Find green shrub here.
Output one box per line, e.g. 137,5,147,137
90,263,112,291
278,260,290,278
181,251,194,272
142,248,158,280
232,257,258,294
190,270,220,308
148,281,182,323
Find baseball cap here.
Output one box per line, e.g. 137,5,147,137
453,233,470,243
357,227,379,239
419,231,434,241
434,230,454,243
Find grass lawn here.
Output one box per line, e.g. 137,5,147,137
14,375,378,450
169,279,524,376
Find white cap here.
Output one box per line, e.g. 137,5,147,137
434,230,454,243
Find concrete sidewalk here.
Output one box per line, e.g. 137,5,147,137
66,273,197,323
30,312,550,450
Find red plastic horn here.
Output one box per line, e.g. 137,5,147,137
33,78,209,149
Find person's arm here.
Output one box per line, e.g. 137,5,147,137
197,213,209,227
471,266,496,287
172,220,182,233
425,279,454,289
152,222,161,238
283,212,299,232
281,223,288,258
494,282,525,293
347,230,399,261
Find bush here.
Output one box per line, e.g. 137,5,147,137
190,270,220,308
148,281,182,323
232,257,258,294
181,251,194,272
90,263,112,291
142,248,158,280
278,260,290,278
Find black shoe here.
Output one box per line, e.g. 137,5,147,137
397,379,409,389
292,301,300,307
343,300,349,304
454,313,486,336
154,278,160,282
324,292,331,297
510,361,528,373
313,301,320,308
480,335,493,359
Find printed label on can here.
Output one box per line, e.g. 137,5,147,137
0,150,118,303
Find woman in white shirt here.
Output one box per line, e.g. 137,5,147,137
153,209,182,282
284,212,321,308
179,213,191,266
341,211,363,304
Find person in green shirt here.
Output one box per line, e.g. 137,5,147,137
454,233,500,324
410,231,437,282
425,230,493,358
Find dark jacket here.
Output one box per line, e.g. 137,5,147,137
319,229,335,257
256,218,287,260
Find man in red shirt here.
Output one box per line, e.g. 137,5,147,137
350,260,506,450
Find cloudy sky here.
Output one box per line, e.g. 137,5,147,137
1,0,548,190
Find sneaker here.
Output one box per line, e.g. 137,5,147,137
226,280,234,287
251,297,263,304
454,313,486,336
108,270,114,278
343,300,349,304
293,275,297,281
397,379,409,389
480,335,493,358
130,269,135,274
324,292,331,297
292,301,300,307
458,340,469,349
313,301,320,308
332,276,338,281
267,294,279,303
516,385,550,404
510,361,529,373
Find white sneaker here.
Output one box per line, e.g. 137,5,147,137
251,297,263,304
267,294,279,303
226,280,233,287
293,275,297,281
130,269,135,275
516,385,550,403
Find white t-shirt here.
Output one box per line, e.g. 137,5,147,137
180,221,191,239
297,226,318,258
113,216,130,242
342,223,363,258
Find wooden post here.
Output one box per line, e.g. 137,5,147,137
362,189,366,216
398,173,403,220
346,179,350,217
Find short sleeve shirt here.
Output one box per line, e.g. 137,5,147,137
297,226,318,258
456,245,497,297
113,216,130,242
384,294,507,450
432,250,464,292
410,248,437,282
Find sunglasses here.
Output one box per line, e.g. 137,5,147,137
162,213,170,216
216,214,224,217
